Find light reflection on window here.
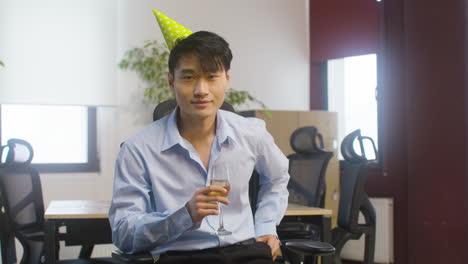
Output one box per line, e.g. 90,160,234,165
328,54,378,160
1,105,88,164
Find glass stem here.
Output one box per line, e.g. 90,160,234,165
218,202,224,230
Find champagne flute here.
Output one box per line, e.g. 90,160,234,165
210,163,232,236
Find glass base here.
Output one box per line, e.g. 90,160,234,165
215,228,232,236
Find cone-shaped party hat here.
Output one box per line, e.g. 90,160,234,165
152,9,193,50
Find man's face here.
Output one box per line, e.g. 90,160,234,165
168,53,230,121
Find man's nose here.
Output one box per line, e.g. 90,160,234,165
194,79,209,97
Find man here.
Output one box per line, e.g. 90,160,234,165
109,10,290,264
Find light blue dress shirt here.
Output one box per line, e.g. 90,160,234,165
109,108,290,255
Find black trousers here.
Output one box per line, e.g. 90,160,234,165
157,241,278,264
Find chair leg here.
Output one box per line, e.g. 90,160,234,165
281,245,304,264
332,230,353,264
303,255,317,264
1,234,17,264
79,244,94,259
17,236,44,264
363,228,376,264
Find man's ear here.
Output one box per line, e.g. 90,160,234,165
168,72,174,91
225,70,231,82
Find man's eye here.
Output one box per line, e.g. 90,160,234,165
208,74,219,79
181,76,193,80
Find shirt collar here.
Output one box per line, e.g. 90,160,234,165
161,107,182,152
161,107,238,152
215,109,238,147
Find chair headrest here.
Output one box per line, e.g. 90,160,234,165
220,101,235,113
290,126,324,154
153,100,178,121
340,129,366,163
152,99,236,121
0,139,34,167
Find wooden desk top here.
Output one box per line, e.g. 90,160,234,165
44,200,332,219
45,200,110,219
285,203,332,216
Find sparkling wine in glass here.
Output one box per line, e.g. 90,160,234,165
210,164,232,236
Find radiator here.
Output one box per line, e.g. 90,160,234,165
340,197,394,264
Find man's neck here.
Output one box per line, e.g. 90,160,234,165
177,111,217,143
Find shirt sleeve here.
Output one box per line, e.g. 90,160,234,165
108,143,195,254
253,124,290,238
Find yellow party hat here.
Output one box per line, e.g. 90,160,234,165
152,9,193,50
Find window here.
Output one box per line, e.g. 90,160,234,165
0,105,98,173
327,54,378,160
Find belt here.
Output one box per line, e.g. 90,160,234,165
233,238,256,246
162,238,257,257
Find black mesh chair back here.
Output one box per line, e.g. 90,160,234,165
1,143,43,230
0,139,117,264
0,142,20,264
0,139,46,264
337,162,374,232
332,129,376,264
287,126,333,208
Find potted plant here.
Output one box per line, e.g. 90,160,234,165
119,40,269,114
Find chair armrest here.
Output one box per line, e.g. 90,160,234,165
284,239,335,256
112,250,154,263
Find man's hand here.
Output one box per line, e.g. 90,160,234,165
185,186,230,223
256,234,281,260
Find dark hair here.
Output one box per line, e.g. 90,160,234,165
168,31,233,75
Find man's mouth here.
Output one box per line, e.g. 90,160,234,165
192,100,211,106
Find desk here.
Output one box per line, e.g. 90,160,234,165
45,201,332,264
44,200,112,264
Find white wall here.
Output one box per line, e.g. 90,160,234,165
36,0,310,259
117,0,310,140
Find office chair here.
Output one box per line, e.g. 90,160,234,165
0,181,17,264
332,129,377,264
275,126,333,264
277,126,333,241
0,139,117,264
112,100,335,264
0,141,17,263
287,126,332,208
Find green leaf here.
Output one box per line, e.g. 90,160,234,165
0,60,4,67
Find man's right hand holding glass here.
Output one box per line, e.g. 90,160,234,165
185,185,230,223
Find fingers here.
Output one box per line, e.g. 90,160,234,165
199,185,229,196
269,240,280,260
186,200,218,222
197,186,230,205
196,206,219,216
186,186,231,222
266,238,279,260
200,195,230,205
256,235,281,260
197,202,219,210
